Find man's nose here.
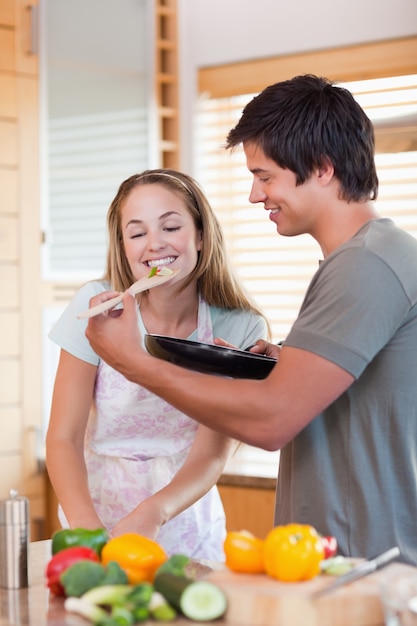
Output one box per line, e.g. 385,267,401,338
249,182,266,204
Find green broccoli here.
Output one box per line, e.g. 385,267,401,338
61,560,107,597
126,582,153,606
155,553,190,578
101,561,129,586
61,560,128,598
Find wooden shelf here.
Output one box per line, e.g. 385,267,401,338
154,0,179,167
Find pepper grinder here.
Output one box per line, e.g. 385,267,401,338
0,489,30,589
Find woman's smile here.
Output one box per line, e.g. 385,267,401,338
146,256,177,268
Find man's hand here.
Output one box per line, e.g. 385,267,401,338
85,291,145,379
247,339,282,360
214,337,281,360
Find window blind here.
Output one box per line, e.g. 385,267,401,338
195,75,417,343
44,107,149,280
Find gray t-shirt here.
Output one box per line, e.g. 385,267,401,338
276,218,417,565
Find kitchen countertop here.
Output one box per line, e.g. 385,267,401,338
2,540,410,625
0,541,235,626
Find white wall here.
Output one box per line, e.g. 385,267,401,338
178,0,417,170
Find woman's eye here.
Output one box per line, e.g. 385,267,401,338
131,232,145,239
164,226,181,232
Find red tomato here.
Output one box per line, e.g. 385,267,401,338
321,535,338,559
45,545,99,596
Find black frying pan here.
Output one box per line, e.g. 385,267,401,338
144,334,276,379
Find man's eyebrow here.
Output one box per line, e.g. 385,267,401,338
249,167,269,175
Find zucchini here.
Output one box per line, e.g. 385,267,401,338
154,572,227,622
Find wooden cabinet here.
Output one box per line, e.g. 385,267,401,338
0,0,45,539
218,482,276,540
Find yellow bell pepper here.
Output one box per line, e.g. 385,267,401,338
224,530,265,574
263,523,324,582
101,533,167,584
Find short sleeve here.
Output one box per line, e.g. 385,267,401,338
48,281,110,365
285,247,411,378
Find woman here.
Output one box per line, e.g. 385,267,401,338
46,169,268,559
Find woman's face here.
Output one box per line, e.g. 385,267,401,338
121,183,202,284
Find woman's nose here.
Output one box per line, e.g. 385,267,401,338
148,233,166,250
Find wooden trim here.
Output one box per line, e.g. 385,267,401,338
198,36,417,98
154,0,180,168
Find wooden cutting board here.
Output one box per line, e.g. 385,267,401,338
206,562,417,626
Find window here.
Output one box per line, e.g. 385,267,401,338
40,0,152,282
195,74,417,342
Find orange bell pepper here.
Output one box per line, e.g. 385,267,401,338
263,523,325,582
101,533,167,584
224,530,265,574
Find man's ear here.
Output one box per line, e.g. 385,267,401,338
316,157,335,184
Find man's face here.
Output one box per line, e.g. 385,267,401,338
243,142,320,238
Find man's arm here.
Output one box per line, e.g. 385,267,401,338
86,292,354,450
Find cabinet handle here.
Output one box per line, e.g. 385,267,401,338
26,4,38,55
28,425,45,474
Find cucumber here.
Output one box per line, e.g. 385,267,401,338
154,572,227,622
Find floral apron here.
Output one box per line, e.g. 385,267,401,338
58,296,226,559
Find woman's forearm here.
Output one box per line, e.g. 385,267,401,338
46,438,103,529
46,351,102,529
112,430,236,538
145,433,237,524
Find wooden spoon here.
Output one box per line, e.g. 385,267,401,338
77,269,179,319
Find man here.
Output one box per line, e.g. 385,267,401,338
86,75,417,565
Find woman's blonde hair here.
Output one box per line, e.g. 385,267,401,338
103,169,266,319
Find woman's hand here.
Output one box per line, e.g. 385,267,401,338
110,500,164,541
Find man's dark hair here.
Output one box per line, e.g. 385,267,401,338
226,74,378,202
